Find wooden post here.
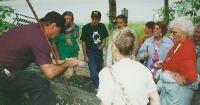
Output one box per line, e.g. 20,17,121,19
121,8,128,20
164,0,169,26
108,0,117,32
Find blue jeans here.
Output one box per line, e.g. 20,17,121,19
87,49,103,89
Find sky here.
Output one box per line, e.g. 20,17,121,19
1,0,168,24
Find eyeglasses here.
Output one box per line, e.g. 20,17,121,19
116,21,125,24
169,30,178,36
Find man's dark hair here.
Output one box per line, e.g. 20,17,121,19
40,11,66,31
116,14,128,25
145,21,155,32
91,11,101,19
62,11,74,21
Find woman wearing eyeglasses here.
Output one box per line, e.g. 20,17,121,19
137,21,173,78
157,17,198,105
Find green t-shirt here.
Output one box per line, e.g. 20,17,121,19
53,24,80,59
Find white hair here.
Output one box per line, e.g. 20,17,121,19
169,17,194,37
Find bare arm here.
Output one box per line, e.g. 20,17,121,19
82,41,88,62
40,58,78,80
149,91,160,105
101,38,106,49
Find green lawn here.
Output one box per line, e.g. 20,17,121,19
128,22,145,43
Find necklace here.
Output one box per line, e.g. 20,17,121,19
165,44,182,63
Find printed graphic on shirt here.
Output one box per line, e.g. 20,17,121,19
92,31,101,48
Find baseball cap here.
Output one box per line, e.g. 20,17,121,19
40,11,66,32
91,11,101,19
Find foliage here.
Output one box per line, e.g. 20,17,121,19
0,5,15,35
158,0,200,24
107,12,116,34
128,22,145,43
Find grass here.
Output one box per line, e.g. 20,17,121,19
128,22,145,43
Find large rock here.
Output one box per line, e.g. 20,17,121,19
0,80,99,105
0,64,99,105
51,81,99,105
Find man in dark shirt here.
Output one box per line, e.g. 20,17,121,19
0,11,79,105
80,11,108,90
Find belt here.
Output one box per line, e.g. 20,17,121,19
0,65,11,77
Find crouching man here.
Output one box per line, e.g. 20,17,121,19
0,11,79,105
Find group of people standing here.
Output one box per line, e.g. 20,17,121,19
0,9,199,105
137,18,200,105
97,15,200,105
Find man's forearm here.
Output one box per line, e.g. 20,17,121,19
40,63,67,80
54,62,69,75
102,38,106,48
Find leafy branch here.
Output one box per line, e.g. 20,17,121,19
0,5,15,35
158,0,200,24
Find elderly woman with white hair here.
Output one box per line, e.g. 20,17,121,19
97,28,160,105
157,17,198,105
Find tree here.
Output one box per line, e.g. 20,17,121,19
108,0,116,32
0,5,15,35
164,0,169,25
158,0,200,24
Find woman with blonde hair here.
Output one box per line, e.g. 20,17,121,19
97,28,160,105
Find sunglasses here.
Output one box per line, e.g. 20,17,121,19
169,30,178,36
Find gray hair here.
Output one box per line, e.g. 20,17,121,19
169,17,194,37
111,27,136,41
112,27,135,56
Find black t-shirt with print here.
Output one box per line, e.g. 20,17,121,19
80,23,108,51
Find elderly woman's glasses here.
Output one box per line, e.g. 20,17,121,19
169,30,177,36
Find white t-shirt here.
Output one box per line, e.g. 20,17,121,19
97,58,157,105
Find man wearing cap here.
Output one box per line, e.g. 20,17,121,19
0,11,79,105
80,11,108,90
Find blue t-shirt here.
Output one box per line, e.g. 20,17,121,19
80,23,108,51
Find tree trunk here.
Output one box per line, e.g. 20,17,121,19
108,0,116,32
164,0,169,26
